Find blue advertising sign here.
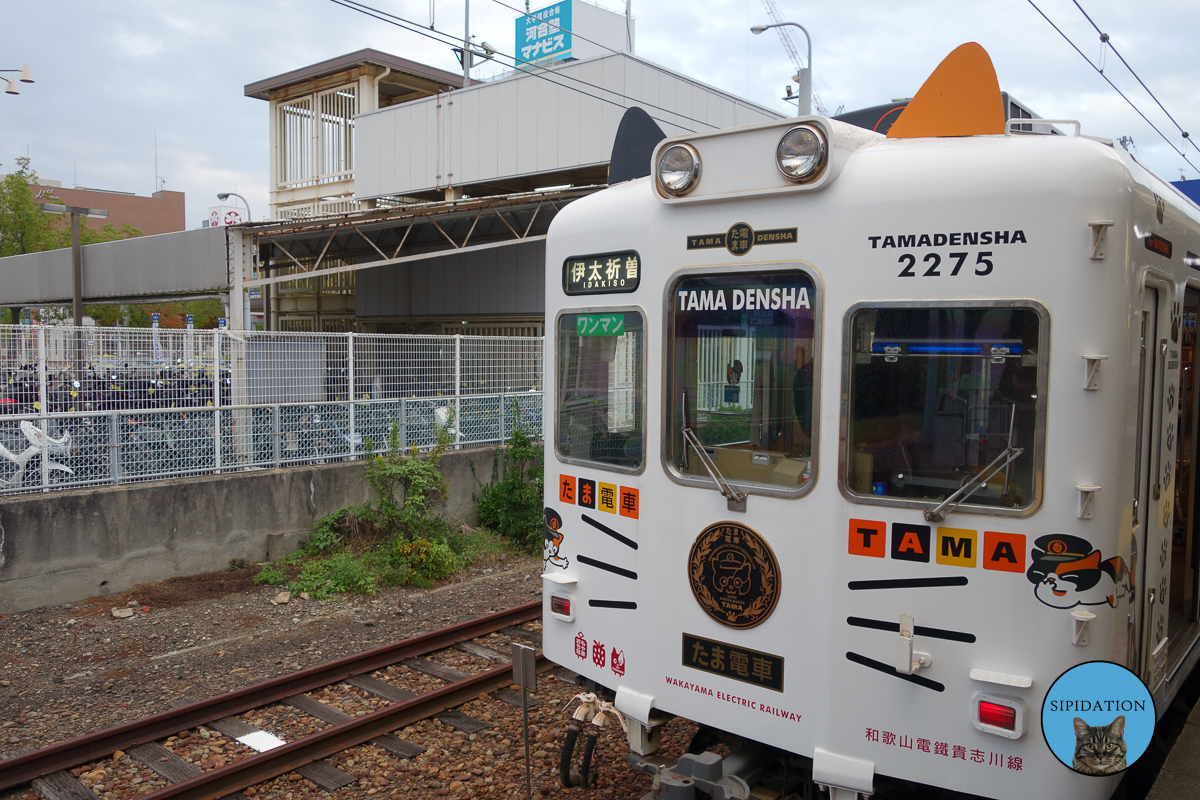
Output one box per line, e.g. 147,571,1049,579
516,1,571,66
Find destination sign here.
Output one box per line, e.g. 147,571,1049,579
564,250,640,295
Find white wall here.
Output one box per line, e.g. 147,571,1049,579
571,0,634,61
355,53,783,200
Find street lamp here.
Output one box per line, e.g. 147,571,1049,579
216,192,252,223
218,193,257,328
2,64,34,95
751,23,812,116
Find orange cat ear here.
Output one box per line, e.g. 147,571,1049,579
887,42,1005,139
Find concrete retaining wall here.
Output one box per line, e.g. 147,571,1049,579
0,447,497,614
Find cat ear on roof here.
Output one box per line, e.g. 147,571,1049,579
1109,715,1126,736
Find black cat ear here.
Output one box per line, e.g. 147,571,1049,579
607,107,667,185
1073,717,1090,737
1109,715,1125,736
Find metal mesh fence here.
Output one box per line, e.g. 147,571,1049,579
0,324,544,495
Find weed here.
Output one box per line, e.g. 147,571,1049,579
286,550,413,599
308,504,379,554
253,563,288,586
284,411,516,600
227,558,251,571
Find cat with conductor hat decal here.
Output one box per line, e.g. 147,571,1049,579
1026,534,1131,609
543,507,569,570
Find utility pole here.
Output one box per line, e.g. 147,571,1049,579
463,0,472,87
39,203,108,373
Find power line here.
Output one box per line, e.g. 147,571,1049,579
1024,0,1198,174
1069,0,1194,156
487,0,775,125
329,0,693,130
329,0,702,134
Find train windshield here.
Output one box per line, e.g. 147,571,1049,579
845,305,1043,510
669,270,818,492
555,309,645,471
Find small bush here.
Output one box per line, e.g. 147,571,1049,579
393,538,459,583
474,401,543,548
308,504,379,554
254,563,288,586
367,421,450,541
228,558,251,571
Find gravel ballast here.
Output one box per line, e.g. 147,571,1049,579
0,555,698,800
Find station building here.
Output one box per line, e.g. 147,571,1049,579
0,2,784,331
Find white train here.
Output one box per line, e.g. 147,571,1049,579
541,43,1200,799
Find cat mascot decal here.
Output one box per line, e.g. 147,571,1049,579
544,507,569,570
1027,534,1131,609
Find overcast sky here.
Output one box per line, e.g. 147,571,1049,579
2,0,1197,228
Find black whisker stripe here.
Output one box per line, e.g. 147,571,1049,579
848,576,969,590
582,514,639,550
577,555,638,580
589,600,638,610
845,652,945,692
846,617,977,643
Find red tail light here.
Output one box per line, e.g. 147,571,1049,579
550,595,572,616
979,701,1016,730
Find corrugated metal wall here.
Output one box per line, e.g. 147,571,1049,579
0,226,228,305
356,240,546,318
355,53,784,199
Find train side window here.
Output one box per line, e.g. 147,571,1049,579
555,309,645,472
843,304,1046,513
668,270,818,494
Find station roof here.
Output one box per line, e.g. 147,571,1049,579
244,48,462,103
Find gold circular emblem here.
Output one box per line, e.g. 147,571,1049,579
726,222,754,257
688,521,780,629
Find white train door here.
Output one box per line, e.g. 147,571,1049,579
1137,286,1171,687
1163,287,1200,681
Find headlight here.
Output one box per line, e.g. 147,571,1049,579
657,143,701,196
776,125,827,183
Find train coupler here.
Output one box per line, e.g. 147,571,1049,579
628,746,770,800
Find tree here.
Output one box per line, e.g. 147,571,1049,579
0,157,57,257
0,157,143,257
82,299,225,329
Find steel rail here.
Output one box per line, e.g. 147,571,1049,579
0,600,541,790
133,654,551,800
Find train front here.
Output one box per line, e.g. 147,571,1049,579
539,46,1148,800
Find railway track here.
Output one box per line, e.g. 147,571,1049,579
0,600,560,800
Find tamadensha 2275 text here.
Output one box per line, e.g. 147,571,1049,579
867,231,1028,249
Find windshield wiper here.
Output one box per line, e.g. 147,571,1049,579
681,426,747,512
923,444,1025,522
